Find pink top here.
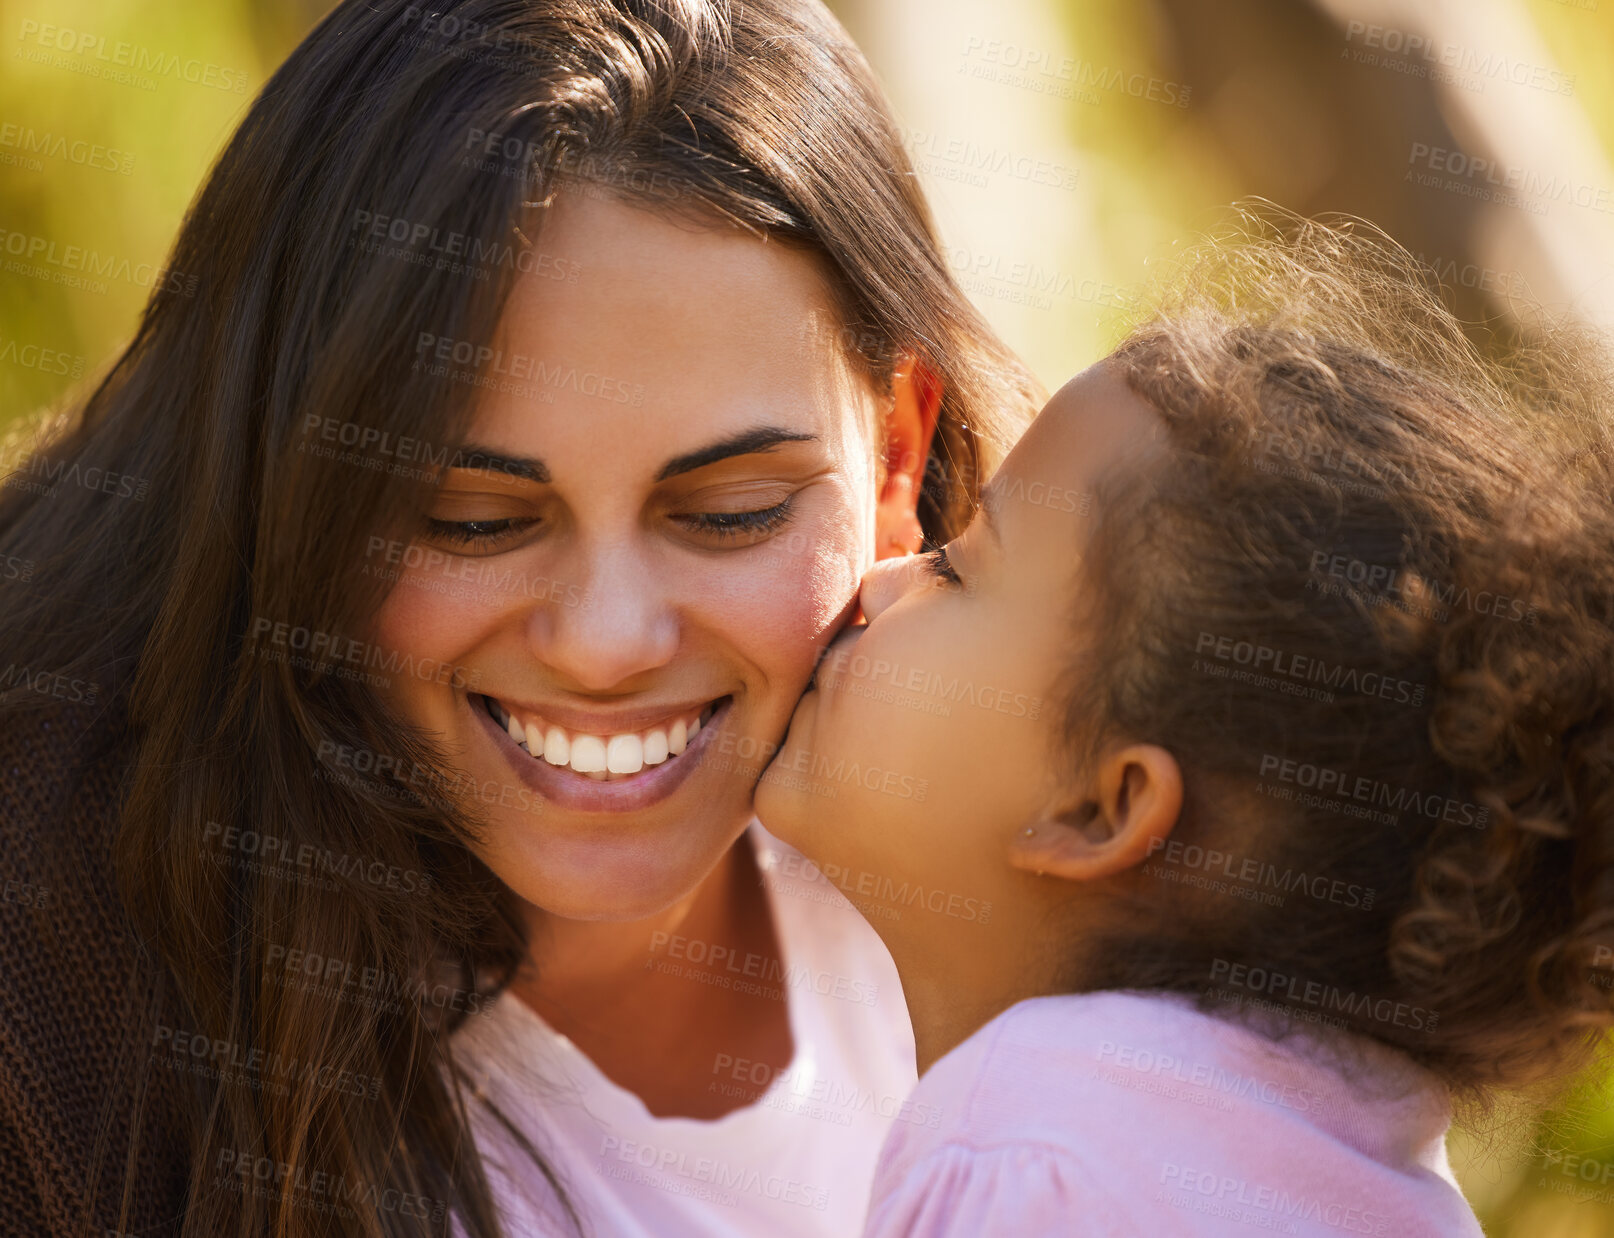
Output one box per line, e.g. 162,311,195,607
864,991,1484,1237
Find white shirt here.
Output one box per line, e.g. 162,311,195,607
451,822,918,1237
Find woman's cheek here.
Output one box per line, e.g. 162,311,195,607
371,566,495,665
364,567,489,718
693,511,864,655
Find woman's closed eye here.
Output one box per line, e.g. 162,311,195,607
672,496,796,545
422,497,797,554
424,516,538,549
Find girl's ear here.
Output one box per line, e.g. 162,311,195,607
1008,744,1183,881
875,355,942,559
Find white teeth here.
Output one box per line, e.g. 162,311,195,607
491,697,716,778
569,734,607,773
643,729,669,765
543,726,569,766
607,734,644,774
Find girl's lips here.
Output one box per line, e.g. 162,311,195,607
470,692,733,813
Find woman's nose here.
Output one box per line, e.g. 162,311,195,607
526,544,680,691
857,552,924,624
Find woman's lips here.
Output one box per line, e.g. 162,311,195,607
470,692,733,813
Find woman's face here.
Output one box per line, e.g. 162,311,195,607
371,194,888,921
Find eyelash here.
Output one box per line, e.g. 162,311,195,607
423,498,797,549
921,546,961,584
424,517,535,547
675,497,795,540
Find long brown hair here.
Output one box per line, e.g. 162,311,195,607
1065,216,1614,1098
0,1,1039,1234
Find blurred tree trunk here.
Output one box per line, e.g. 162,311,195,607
1150,0,1498,326
1151,0,1614,339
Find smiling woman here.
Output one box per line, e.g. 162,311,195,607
0,1,1038,1236
373,196,891,922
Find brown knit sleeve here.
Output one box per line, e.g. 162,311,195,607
0,1090,52,1235
0,702,189,1237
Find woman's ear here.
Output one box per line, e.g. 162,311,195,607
1008,744,1183,881
875,355,942,559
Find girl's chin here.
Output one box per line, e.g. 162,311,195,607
754,716,821,842
752,776,798,845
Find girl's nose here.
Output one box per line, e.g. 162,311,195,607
857,551,926,624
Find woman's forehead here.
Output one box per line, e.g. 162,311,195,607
456,199,879,486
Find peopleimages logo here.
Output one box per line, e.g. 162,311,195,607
262,945,488,1016
14,20,251,93
348,208,583,280
758,848,993,924
898,126,1081,191
1096,1040,1319,1114
214,1150,447,1222
597,1136,830,1211
814,646,1042,718
0,333,86,377
1209,958,1438,1032
0,662,99,705
758,743,929,803
200,820,432,895
648,930,880,1006
414,331,646,406
1144,836,1375,911
0,121,135,174
364,536,591,610
1307,548,1537,624
710,1052,944,1129
0,225,198,296
1345,21,1576,96
1158,1162,1391,1235
0,553,34,582
248,618,482,691
1194,630,1425,707
1405,144,1614,218
1258,754,1488,829
957,37,1192,109
152,1023,383,1101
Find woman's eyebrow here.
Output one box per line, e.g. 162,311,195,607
655,427,818,481
449,446,551,483
443,428,817,486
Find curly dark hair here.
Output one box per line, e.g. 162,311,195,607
1064,212,1614,1097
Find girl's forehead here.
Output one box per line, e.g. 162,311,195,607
1003,362,1165,498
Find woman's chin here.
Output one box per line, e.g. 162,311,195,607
492,832,742,923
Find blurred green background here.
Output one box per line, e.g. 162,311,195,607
3,1,1613,1232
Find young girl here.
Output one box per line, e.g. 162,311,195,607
756,223,1614,1236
